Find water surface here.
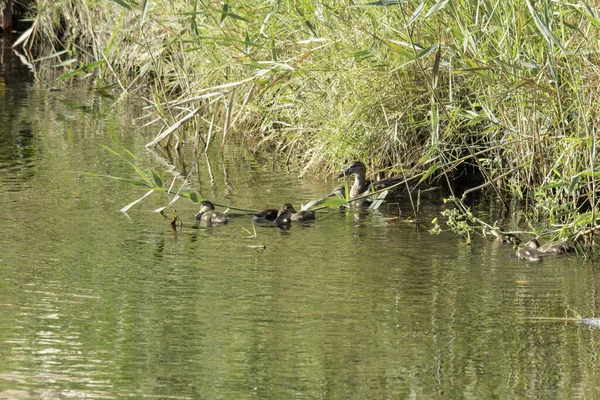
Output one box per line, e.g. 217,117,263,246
1,38,600,399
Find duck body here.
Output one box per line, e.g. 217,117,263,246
528,238,575,255
273,203,316,226
253,208,279,222
516,244,544,262
489,229,521,245
291,210,316,221
334,161,410,207
195,201,229,225
334,161,370,207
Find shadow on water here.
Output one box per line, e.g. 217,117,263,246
2,34,600,400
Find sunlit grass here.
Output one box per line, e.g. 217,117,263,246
21,0,600,246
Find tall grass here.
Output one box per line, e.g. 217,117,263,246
19,0,600,243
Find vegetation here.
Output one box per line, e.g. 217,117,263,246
16,0,600,248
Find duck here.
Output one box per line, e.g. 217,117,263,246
526,238,575,255
273,203,316,226
253,208,279,222
516,240,544,262
195,200,229,225
489,228,521,245
334,161,408,207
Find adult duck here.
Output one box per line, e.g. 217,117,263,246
334,161,408,207
195,201,229,225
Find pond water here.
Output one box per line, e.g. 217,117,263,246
2,36,600,399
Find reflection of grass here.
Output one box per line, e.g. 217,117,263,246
87,146,203,214
240,222,266,250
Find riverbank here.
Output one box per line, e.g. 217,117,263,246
14,0,600,248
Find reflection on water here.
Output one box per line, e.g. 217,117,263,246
2,42,600,400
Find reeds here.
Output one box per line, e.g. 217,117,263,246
21,0,600,244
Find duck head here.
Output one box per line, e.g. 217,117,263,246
273,203,296,226
195,200,216,219
335,161,366,179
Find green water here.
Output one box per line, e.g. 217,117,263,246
2,39,600,400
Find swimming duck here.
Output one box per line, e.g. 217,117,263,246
334,161,408,207
253,208,279,222
280,203,316,221
516,240,544,262
489,228,521,245
273,203,316,226
527,238,575,255
195,200,229,224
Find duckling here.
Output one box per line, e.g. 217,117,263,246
253,208,279,222
279,203,316,222
195,200,229,225
527,238,575,255
334,161,409,207
272,203,316,227
516,240,544,262
273,205,293,227
489,228,521,245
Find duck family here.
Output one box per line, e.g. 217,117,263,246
490,229,576,261
196,160,408,226
194,161,578,260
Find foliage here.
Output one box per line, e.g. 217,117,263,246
19,0,600,244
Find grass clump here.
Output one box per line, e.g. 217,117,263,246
17,0,600,246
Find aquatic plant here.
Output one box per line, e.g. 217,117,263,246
19,0,600,248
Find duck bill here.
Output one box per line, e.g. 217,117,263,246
335,167,351,179
194,211,202,220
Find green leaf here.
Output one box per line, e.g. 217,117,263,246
525,0,566,53
179,189,202,203
54,58,78,67
148,168,163,188
56,60,107,81
140,0,149,26
425,0,449,18
420,163,440,183
220,0,229,24
408,1,425,25
110,0,132,10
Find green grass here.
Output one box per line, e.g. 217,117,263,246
21,0,600,247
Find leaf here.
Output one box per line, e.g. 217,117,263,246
54,58,78,67
408,1,426,25
420,163,440,183
11,26,33,48
145,106,203,148
34,50,69,62
220,0,229,24
121,190,154,213
417,43,438,59
425,0,449,18
56,60,107,81
304,197,348,209
140,0,149,26
178,189,202,203
525,0,566,53
110,0,132,10
148,168,163,188
368,190,388,210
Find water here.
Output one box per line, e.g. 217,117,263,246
2,36,600,399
